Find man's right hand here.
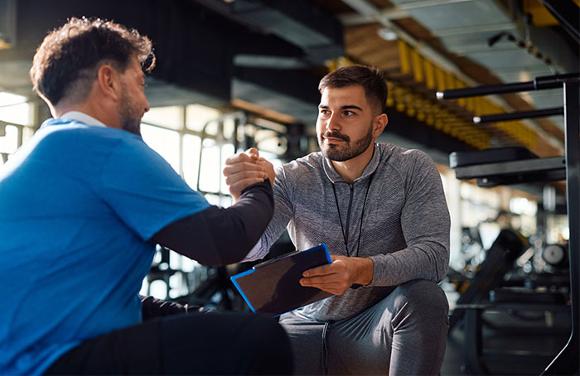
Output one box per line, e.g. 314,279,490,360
223,148,273,202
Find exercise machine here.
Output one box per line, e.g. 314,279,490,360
439,71,579,374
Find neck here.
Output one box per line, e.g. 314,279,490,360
53,99,119,129
331,143,375,183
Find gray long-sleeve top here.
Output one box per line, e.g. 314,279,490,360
246,143,450,321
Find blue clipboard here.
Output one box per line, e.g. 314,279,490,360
230,243,333,315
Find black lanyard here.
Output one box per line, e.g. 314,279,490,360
331,172,375,257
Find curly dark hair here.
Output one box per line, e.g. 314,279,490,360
318,65,388,114
30,17,155,106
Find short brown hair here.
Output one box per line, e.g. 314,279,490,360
318,65,387,114
30,17,155,106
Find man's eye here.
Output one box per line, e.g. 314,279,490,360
343,110,354,117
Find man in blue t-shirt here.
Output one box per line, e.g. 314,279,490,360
0,18,292,375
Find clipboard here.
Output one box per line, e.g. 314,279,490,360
230,243,333,315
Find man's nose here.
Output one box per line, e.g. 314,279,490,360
326,113,340,131
143,99,150,114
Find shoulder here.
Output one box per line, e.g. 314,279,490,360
377,143,439,192
40,122,139,148
380,143,435,172
32,124,142,165
380,143,430,162
46,124,167,173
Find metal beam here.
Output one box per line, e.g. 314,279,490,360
437,73,580,99
542,0,580,45
473,107,564,124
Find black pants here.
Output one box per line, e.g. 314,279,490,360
45,303,293,375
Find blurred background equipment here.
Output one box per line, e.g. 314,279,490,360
441,67,578,374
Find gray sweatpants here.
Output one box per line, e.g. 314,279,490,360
279,280,449,375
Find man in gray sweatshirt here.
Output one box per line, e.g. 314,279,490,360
224,65,450,375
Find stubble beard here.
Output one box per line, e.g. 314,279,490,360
119,85,142,136
319,124,374,162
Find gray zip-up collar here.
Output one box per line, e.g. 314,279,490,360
321,143,382,184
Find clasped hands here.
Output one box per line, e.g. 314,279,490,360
223,148,276,202
223,149,374,296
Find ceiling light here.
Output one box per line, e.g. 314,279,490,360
377,27,398,41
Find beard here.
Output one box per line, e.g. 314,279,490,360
319,123,374,162
119,85,142,136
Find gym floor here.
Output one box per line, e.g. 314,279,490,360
441,290,571,375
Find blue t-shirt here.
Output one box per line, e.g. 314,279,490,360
0,119,210,375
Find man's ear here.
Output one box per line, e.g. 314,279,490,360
373,113,388,139
95,63,121,101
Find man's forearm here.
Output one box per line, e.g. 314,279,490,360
151,181,273,266
369,240,449,286
351,257,374,286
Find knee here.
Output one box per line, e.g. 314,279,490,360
244,315,293,374
391,280,449,321
249,315,291,349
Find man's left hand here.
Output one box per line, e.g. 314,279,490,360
299,255,373,295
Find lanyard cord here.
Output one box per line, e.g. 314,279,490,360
331,172,375,257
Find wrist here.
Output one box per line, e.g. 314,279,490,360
352,257,374,286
